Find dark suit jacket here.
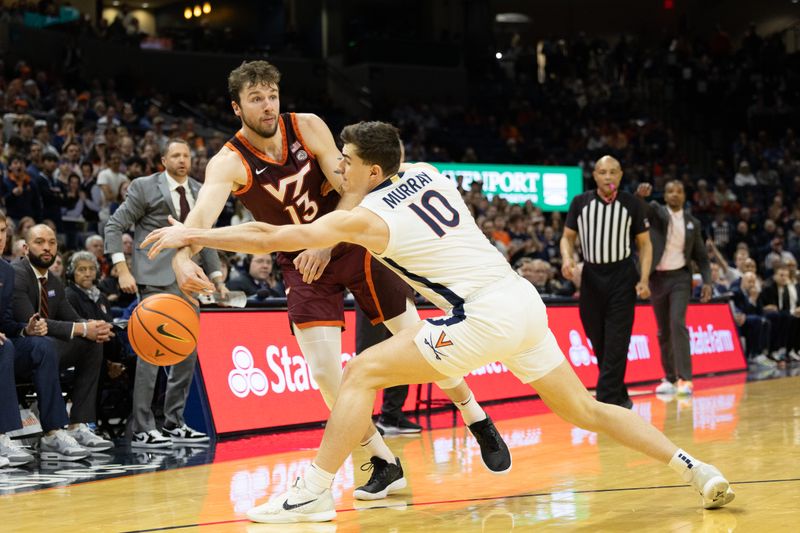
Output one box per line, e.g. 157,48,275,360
12,257,81,340
0,259,25,337
759,281,799,310
227,270,286,297
646,201,711,283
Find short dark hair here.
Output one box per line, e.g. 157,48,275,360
162,138,190,156
228,60,281,104
339,121,402,177
42,152,59,163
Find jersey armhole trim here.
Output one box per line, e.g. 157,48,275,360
363,251,385,324
226,142,254,196
290,113,316,160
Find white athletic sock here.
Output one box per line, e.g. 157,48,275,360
360,429,395,463
669,449,700,482
304,463,335,495
455,391,486,425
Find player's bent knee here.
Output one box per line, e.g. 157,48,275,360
342,353,390,390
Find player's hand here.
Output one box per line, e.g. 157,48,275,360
25,314,47,336
700,284,713,303
142,216,191,258
173,255,214,305
293,247,332,284
215,282,230,305
635,281,651,300
561,259,575,280
0,332,6,345
118,270,137,294
636,183,652,198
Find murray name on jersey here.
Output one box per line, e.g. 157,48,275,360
382,172,434,208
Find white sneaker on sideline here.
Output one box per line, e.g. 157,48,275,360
132,429,173,448
0,455,9,467
676,380,693,396
0,434,35,465
40,430,90,461
655,379,677,394
247,477,336,523
752,354,777,367
161,424,209,444
68,424,113,452
689,463,735,509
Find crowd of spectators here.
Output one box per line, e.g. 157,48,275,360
0,20,797,445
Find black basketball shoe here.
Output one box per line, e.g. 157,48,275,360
353,456,407,500
468,416,512,474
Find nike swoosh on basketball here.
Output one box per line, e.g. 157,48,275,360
256,167,268,175
282,498,317,511
156,323,190,343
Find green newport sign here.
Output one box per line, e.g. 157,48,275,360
436,163,583,212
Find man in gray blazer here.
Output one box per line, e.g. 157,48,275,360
105,138,225,448
637,181,712,396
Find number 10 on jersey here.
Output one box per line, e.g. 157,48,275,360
409,190,460,237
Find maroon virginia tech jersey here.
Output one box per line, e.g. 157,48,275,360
226,112,340,227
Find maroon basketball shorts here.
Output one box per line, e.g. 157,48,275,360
278,244,412,330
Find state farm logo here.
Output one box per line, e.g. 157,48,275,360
566,330,650,365
689,325,734,355
228,346,268,398
227,345,357,398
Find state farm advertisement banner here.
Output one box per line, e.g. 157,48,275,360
197,303,745,435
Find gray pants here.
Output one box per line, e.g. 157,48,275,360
650,268,692,383
131,283,198,433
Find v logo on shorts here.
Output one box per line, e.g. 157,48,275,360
424,332,452,360
434,332,453,349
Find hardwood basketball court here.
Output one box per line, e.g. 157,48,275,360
2,373,799,532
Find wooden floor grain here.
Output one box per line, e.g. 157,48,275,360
2,375,798,532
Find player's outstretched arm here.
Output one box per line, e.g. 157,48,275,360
170,149,247,298
143,209,386,258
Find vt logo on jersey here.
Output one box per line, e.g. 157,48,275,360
423,332,453,360
157,323,190,343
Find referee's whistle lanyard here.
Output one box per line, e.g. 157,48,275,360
598,190,618,204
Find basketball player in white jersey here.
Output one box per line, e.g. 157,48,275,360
168,61,510,500
143,121,735,524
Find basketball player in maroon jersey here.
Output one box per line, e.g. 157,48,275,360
168,60,510,499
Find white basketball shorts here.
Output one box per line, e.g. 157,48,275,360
413,273,565,383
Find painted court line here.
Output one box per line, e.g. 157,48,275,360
121,477,800,532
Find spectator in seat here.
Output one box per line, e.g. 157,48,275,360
0,212,88,464
65,251,132,409
732,272,773,367
3,154,42,222
228,253,285,298
12,224,114,452
84,234,110,279
759,265,800,363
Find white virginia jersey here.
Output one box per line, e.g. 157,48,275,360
359,165,514,313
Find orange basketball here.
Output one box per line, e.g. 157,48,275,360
128,293,199,366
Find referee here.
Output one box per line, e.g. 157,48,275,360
560,155,652,408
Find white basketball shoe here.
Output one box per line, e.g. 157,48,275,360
689,463,735,509
246,477,336,524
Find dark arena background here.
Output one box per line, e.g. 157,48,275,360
1,0,799,531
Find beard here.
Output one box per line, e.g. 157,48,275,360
29,251,56,269
242,113,278,139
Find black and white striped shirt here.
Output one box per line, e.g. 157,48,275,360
565,191,649,264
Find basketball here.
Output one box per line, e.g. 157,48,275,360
128,294,199,366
